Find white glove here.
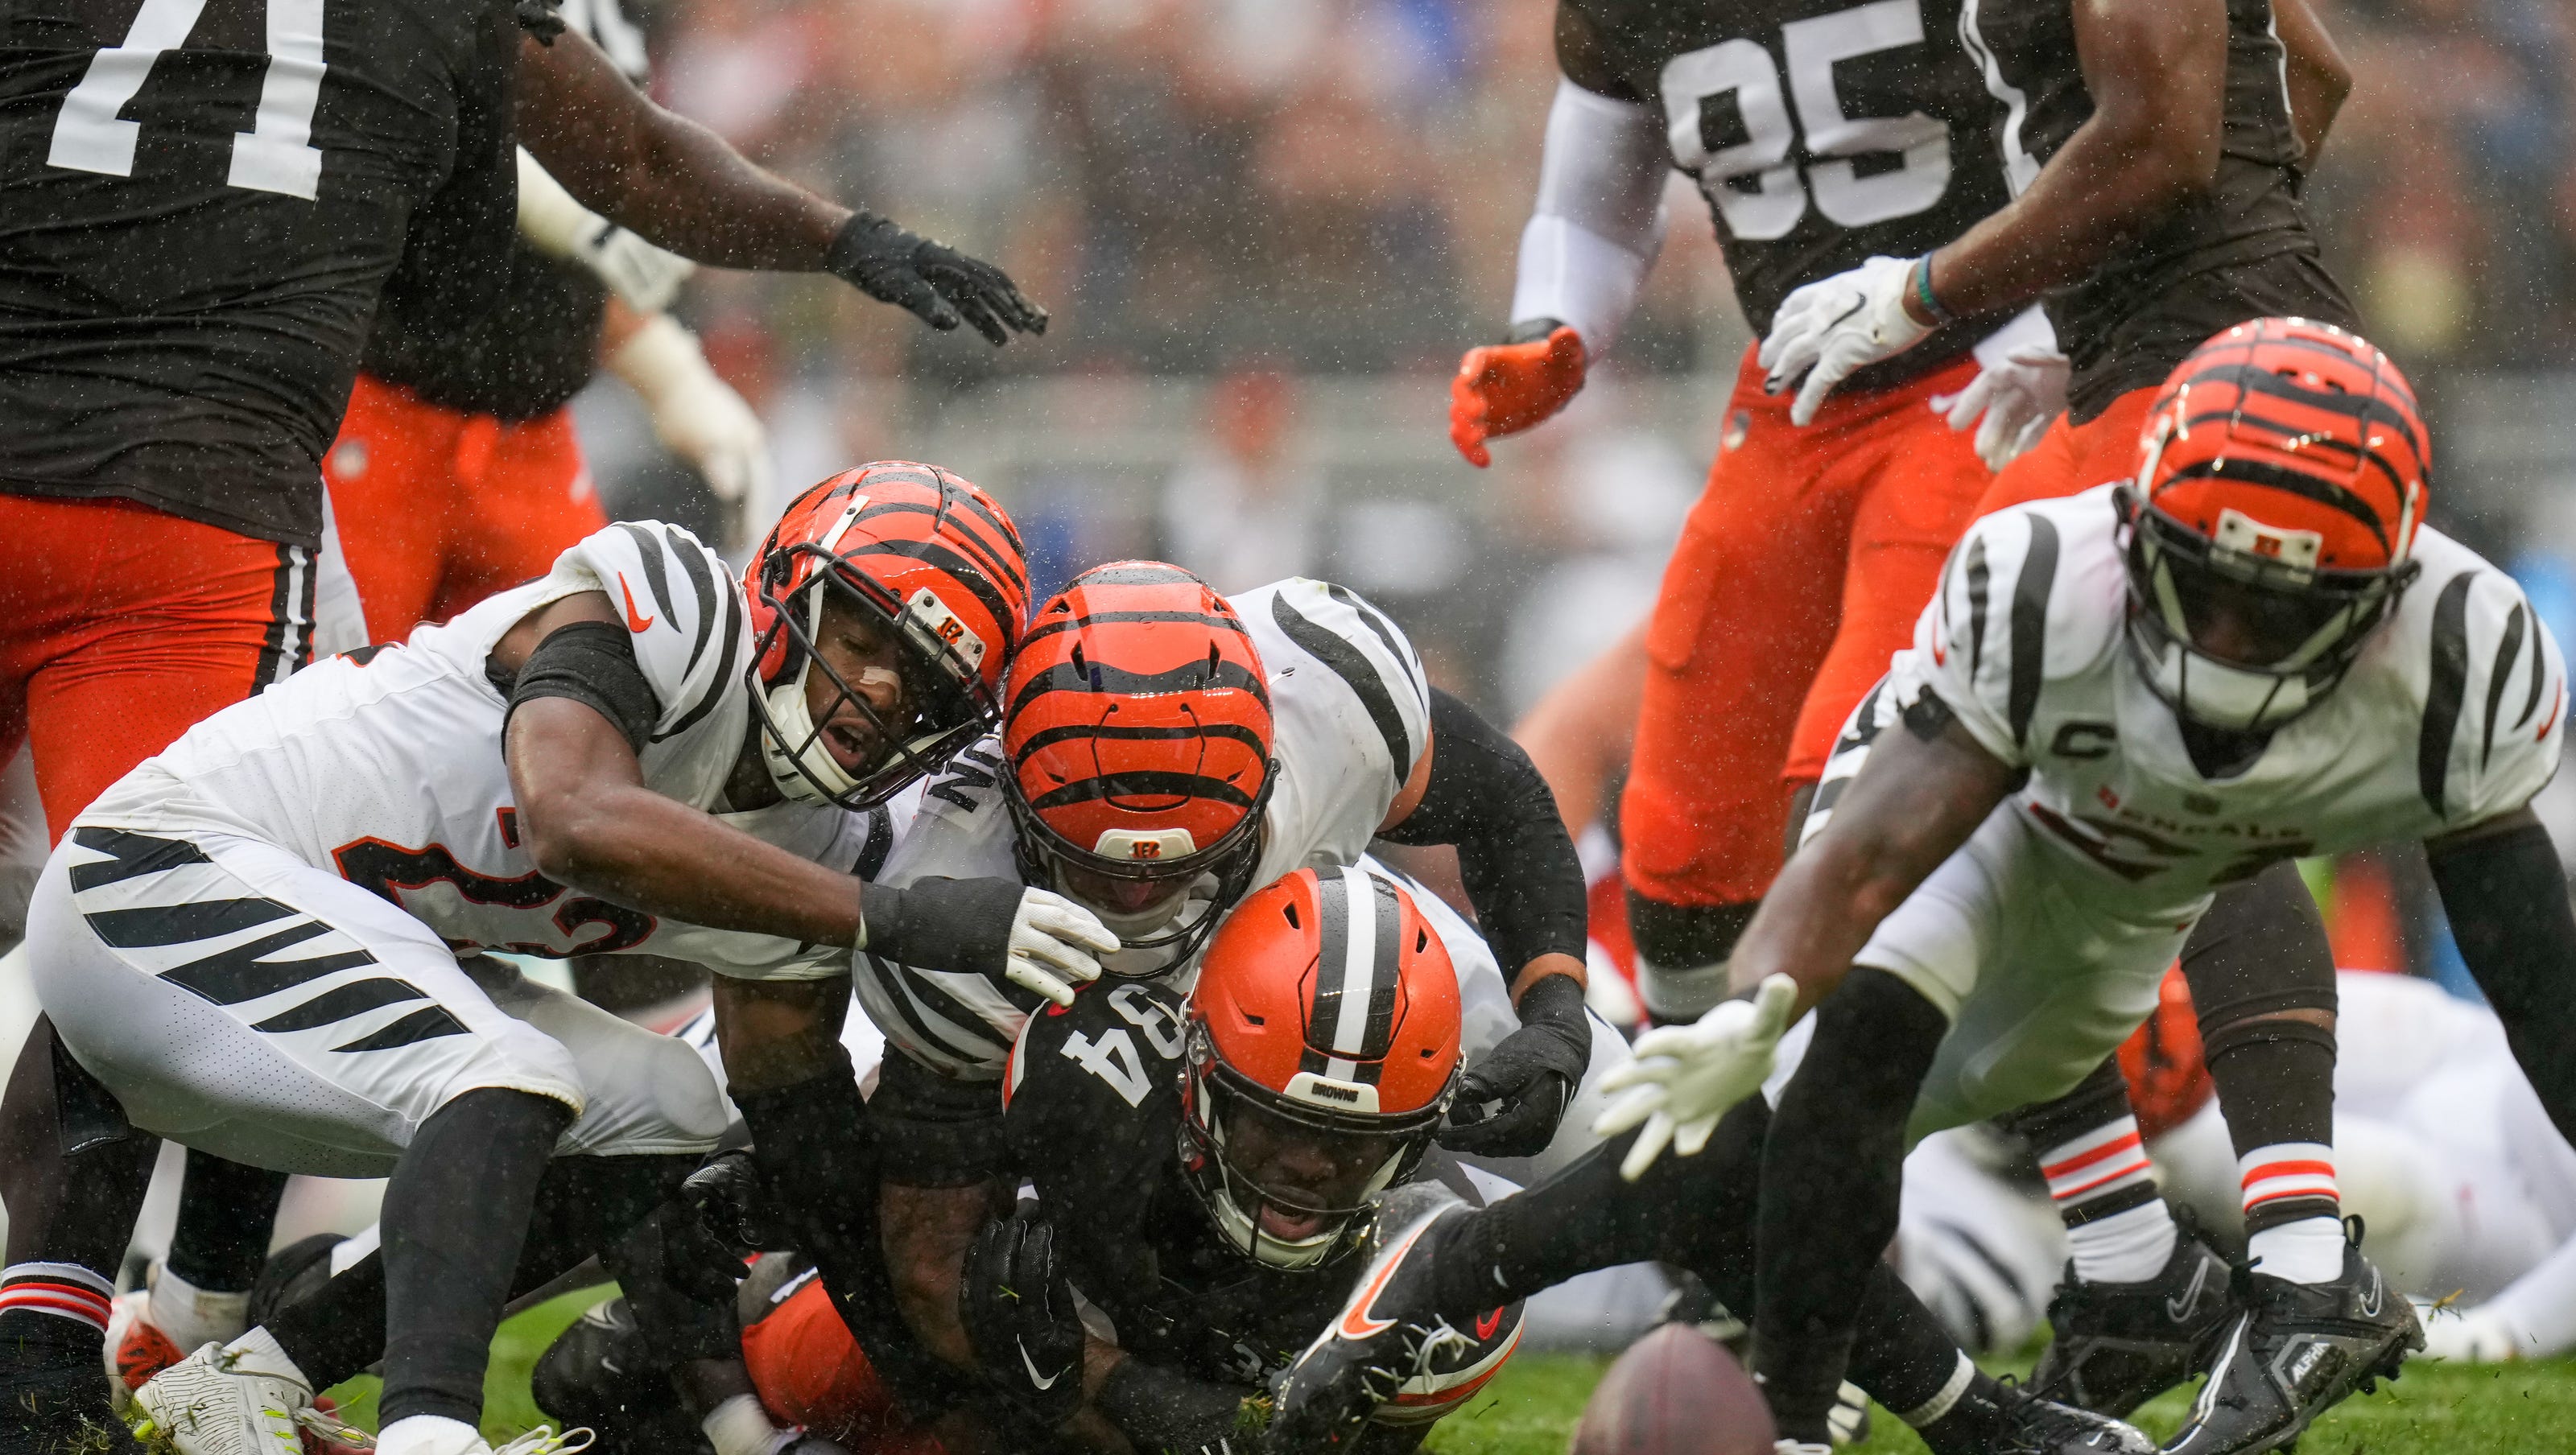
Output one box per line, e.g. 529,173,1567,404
1931,342,2069,472
1758,255,1934,427
609,314,777,531
1006,888,1118,1007
2416,1299,2534,1363
514,149,696,312
1593,974,1799,1181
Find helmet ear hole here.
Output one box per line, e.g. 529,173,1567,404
1282,901,1300,930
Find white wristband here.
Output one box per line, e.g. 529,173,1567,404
514,148,601,259
609,313,716,410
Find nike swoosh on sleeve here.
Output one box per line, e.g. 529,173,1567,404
617,575,656,633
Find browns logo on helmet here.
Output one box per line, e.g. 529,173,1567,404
745,461,1030,808
1179,867,1463,1272
2118,319,2429,732
1001,562,1276,965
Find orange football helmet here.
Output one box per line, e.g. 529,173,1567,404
745,462,1030,807
2120,319,2429,731
1181,867,1463,1271
1002,562,1276,965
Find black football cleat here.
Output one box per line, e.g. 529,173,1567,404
1988,1378,2158,1455
1269,1188,1479,1452
2029,1215,2236,1417
1917,1375,2156,1455
2161,1223,2421,1455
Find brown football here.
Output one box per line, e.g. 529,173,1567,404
1571,1323,1777,1455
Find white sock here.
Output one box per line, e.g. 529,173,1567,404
148,1263,252,1352
2240,1143,2343,1284
378,1413,488,1455
2038,1119,2177,1284
2247,1215,2347,1285
216,1325,310,1388
2066,1200,2180,1284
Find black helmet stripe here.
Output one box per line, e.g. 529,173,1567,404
1026,771,1260,813
845,499,1025,596
2192,360,2429,467
845,538,1014,634
1006,658,1271,723
1021,609,1254,645
1304,868,1403,1085
1010,720,1269,763
2155,456,2388,550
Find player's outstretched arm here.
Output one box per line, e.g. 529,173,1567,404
517,28,1045,343
2425,807,2576,1149
1909,0,2227,323
1731,699,2019,1020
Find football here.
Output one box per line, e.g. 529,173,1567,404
1571,1323,1777,1455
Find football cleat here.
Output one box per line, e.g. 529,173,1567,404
105,1286,188,1403
134,1341,312,1455
2030,1217,2236,1416
1269,1193,1480,1450
2161,1225,2420,1455
1980,1378,2157,1455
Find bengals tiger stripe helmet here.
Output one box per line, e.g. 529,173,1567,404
1001,562,1276,966
2119,319,2429,731
745,462,1030,808
1181,867,1463,1271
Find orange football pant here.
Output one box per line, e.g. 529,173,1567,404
324,374,607,643
1620,345,1992,909
737,1274,943,1455
0,496,316,842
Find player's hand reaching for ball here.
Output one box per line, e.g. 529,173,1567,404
1450,322,1587,467
826,210,1049,346
1593,974,1798,1181
1760,255,1936,427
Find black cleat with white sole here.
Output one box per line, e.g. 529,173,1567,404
2161,1223,2420,1455
1269,1191,1480,1452
2031,1216,2237,1417
1919,1375,2157,1455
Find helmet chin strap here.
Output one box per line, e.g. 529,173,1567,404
761,657,861,804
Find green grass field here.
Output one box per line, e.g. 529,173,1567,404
348,1288,2576,1454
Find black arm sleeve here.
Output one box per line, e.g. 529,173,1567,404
501,620,661,752
2427,818,2576,1149
1376,689,1587,975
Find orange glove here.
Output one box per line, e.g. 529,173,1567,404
1449,324,1587,468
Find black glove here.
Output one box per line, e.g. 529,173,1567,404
1437,972,1590,1158
824,211,1047,347
960,1208,1087,1427
683,1148,783,1252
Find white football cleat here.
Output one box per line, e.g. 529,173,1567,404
134,1341,312,1455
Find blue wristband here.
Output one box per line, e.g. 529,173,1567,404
1913,254,1953,325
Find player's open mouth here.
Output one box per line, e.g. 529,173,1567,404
1258,1205,1331,1241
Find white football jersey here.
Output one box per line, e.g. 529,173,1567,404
1868,484,2566,911
80,522,892,981
861,577,1434,1078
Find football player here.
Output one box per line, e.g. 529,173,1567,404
6,466,1113,1455
533,868,1521,1455
1270,321,2574,1455
840,563,1608,1405
1490,0,2373,1412
1444,0,2347,1032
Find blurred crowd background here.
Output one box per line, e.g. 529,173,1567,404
572,0,2576,987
